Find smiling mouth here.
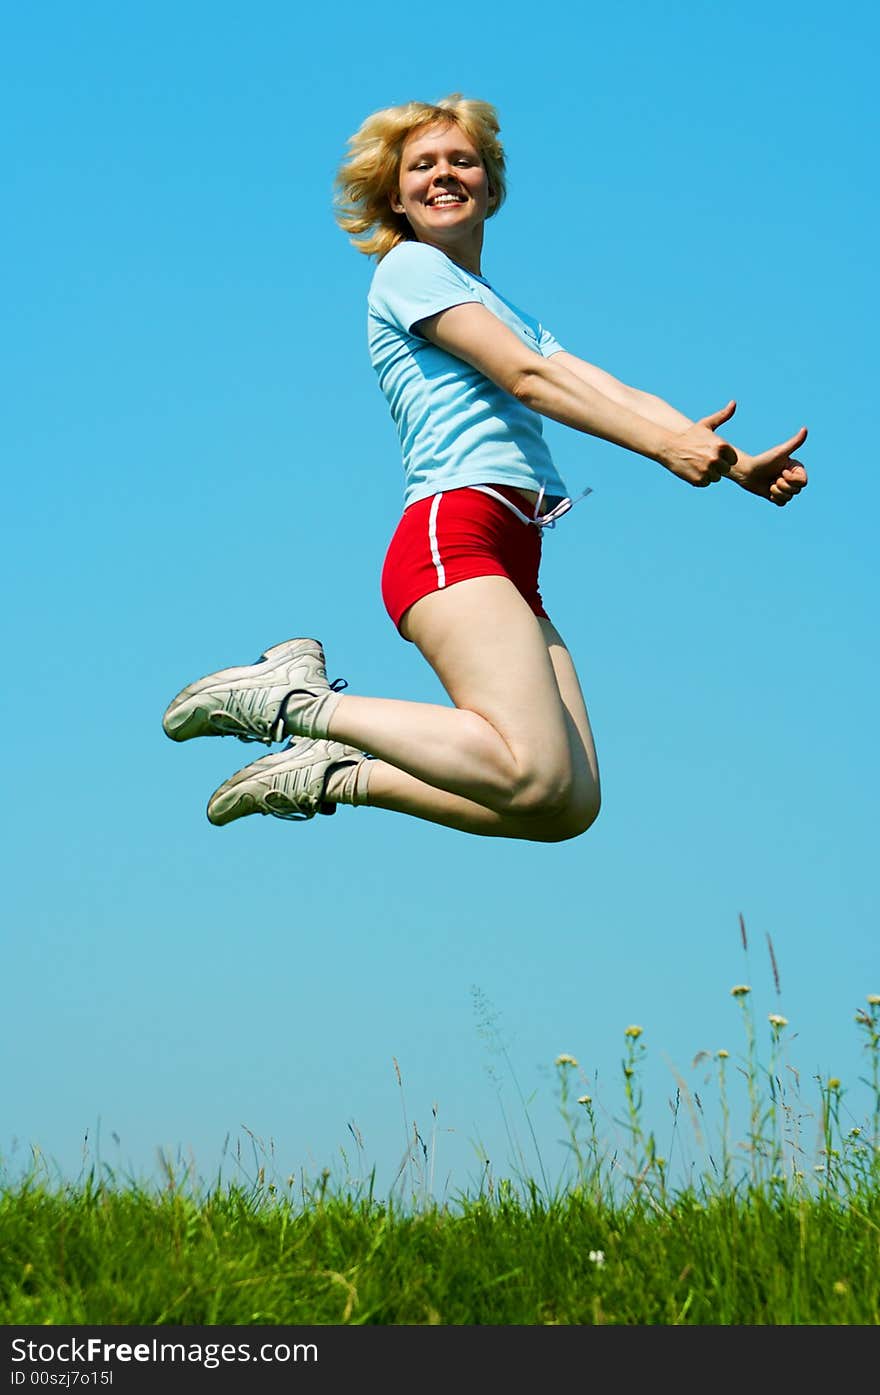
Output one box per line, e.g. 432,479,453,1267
426,193,466,207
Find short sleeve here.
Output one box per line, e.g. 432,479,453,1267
369,242,483,335
538,325,564,357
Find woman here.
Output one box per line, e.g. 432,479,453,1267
162,95,807,841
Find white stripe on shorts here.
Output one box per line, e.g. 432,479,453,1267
428,493,446,589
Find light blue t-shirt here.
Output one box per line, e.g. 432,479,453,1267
367,241,570,509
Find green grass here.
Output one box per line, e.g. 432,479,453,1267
2,1175,878,1324
3,925,879,1325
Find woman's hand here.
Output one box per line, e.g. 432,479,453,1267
725,429,809,506
658,401,740,486
691,401,808,506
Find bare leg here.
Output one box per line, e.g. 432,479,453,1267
325,576,601,840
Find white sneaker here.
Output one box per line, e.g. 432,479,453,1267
162,638,343,746
206,738,368,825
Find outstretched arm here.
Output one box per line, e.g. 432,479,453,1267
553,350,808,507
419,305,808,505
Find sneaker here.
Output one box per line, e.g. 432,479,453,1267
206,737,367,825
162,638,341,746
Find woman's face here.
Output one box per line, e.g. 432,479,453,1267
390,122,494,249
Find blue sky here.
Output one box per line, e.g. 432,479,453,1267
3,0,878,1200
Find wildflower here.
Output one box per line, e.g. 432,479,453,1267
731,985,751,997
555,1053,578,1067
717,1049,729,1059
589,1250,605,1267
577,1095,592,1106
833,1280,848,1296
624,1025,643,1039
768,1013,788,1028
850,1127,862,1137
867,994,880,1006
828,1078,841,1090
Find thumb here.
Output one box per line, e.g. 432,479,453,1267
782,426,808,453
701,399,737,431
763,426,809,462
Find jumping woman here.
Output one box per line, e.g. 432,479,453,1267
162,94,808,842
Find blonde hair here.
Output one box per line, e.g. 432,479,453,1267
333,94,507,261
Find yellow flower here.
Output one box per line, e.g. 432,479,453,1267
577,1095,592,1106
731,985,751,997
867,994,880,1006
555,1053,578,1068
828,1077,841,1090
833,1280,848,1296
717,1049,729,1059
768,1013,788,1028
624,1025,643,1039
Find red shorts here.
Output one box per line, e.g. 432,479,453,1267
381,485,549,636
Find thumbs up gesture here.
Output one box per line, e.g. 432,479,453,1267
719,424,809,506
659,399,741,487
662,400,809,506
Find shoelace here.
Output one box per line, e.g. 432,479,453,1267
211,687,281,743
471,482,593,529
215,676,350,744
267,676,349,745
262,737,350,820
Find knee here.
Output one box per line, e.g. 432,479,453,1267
542,787,601,842
511,766,601,835
519,785,601,843
510,764,575,820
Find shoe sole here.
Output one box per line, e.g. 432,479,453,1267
162,638,324,743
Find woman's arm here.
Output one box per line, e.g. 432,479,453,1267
551,350,809,505
419,304,808,504
551,350,695,432
552,349,808,504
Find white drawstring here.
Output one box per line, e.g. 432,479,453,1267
471,482,593,529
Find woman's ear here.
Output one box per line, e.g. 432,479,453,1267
389,190,404,214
